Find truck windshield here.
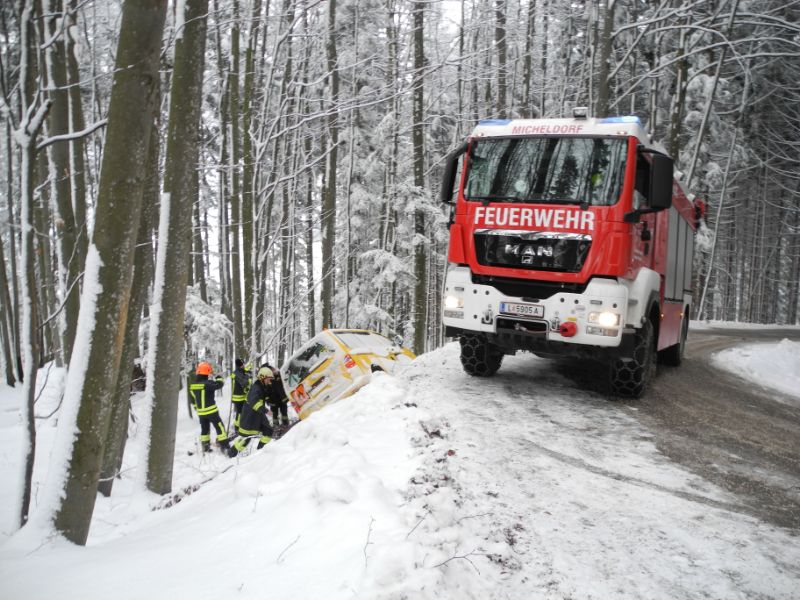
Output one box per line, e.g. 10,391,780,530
464,136,628,206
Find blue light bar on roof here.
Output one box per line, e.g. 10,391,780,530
599,116,641,125
478,119,512,126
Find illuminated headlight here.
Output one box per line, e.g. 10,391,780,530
588,311,620,328
444,295,464,309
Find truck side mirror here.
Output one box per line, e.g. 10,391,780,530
440,142,468,205
648,153,673,210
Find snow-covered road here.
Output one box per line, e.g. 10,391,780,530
401,344,799,598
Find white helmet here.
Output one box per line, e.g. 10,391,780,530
257,366,274,380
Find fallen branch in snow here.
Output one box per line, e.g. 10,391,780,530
97,466,136,482
406,509,430,539
277,535,300,564
153,465,233,510
432,548,483,575
456,512,492,524
364,516,376,567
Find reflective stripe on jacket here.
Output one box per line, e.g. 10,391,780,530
189,376,224,416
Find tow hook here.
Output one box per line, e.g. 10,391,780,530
481,307,494,325
559,321,578,337
550,317,560,331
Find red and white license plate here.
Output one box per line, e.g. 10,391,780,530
500,301,544,318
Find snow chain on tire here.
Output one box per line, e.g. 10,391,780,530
459,334,503,377
609,319,656,398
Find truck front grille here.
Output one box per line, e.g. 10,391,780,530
474,229,591,273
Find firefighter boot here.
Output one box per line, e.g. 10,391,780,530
202,441,212,453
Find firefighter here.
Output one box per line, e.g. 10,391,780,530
229,358,251,430
261,362,290,430
228,366,276,458
189,362,230,453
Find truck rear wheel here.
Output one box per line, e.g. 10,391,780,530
609,319,656,398
659,312,688,367
459,334,503,377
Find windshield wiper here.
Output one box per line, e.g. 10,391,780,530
533,197,591,209
467,193,527,206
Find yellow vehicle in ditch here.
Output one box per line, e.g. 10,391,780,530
280,329,416,420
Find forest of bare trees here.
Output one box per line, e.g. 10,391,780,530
1,0,798,543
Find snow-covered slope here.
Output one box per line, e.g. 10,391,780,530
1,340,799,599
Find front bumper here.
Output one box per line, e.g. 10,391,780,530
442,265,627,349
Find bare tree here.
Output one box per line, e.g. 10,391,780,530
2,0,49,529
145,0,210,495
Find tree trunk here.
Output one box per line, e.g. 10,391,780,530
0,225,16,385
33,154,58,364
145,0,209,495
45,0,167,545
412,0,426,354
42,0,81,365
192,199,207,302
65,0,89,273
4,121,23,382
229,0,246,358
241,0,262,350
539,0,548,115
495,0,507,118
97,92,160,498
8,0,49,531
522,0,537,118
594,0,615,116
301,9,315,339
321,0,339,329
667,15,688,159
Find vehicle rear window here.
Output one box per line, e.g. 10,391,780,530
332,331,393,353
286,342,335,388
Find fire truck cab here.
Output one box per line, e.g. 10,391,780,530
441,111,696,397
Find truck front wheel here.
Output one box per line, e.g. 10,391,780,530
609,319,656,398
459,334,503,377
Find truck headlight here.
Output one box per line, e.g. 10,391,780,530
588,311,620,328
444,295,463,309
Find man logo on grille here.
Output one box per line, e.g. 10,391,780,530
522,244,553,258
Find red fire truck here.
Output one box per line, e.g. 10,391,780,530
440,110,697,397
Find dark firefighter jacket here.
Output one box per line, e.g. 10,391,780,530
189,375,224,416
239,378,279,432
260,363,288,404
230,366,251,400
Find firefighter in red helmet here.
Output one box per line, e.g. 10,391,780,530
189,362,230,453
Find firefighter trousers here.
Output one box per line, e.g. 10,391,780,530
199,411,229,448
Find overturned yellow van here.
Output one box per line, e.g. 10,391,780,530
280,329,415,420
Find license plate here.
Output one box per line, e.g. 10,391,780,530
500,301,544,318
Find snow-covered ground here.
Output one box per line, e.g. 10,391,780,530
1,329,799,599
712,338,800,406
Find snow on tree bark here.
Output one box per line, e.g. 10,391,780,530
35,0,168,545
143,0,210,495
